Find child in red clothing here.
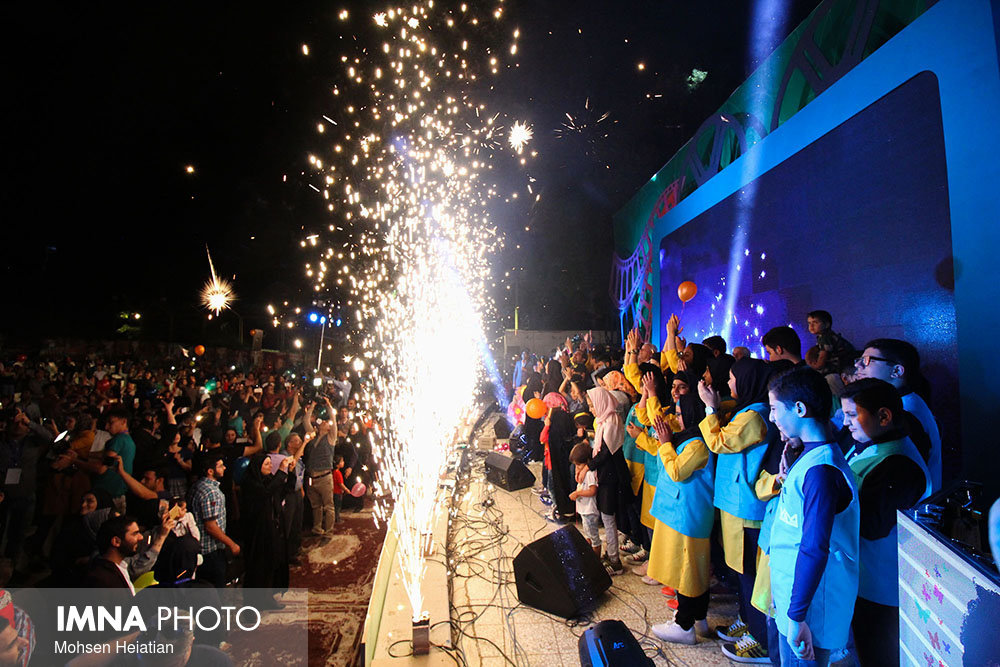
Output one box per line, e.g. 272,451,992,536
333,456,348,523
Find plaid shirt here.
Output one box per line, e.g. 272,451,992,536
189,477,226,554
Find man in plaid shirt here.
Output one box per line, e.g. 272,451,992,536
188,452,240,586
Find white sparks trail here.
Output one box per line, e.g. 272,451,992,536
201,245,234,315
302,1,528,619
508,120,533,153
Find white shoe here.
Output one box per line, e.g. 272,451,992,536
641,575,660,586
623,548,649,564
695,619,712,638
652,621,697,645
631,561,649,577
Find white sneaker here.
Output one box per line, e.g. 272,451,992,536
641,575,660,586
623,548,648,565
695,619,713,638
652,621,696,645
631,561,649,577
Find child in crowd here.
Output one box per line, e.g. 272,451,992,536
645,393,715,645
568,443,601,559
585,387,630,576
806,310,855,378
767,367,859,666
841,379,931,667
169,499,200,541
333,456,347,523
853,338,942,493
697,357,776,662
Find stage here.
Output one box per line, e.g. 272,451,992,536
363,416,742,666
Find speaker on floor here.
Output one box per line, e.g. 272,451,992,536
493,416,512,439
578,620,654,667
512,525,612,618
484,451,535,491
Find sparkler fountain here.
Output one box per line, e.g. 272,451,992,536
301,1,531,640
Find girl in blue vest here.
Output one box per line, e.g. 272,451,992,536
767,366,860,666
643,392,716,645
697,357,776,660
840,378,931,667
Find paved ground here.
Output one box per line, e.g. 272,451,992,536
448,454,742,667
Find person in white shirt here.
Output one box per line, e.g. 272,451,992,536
568,442,602,560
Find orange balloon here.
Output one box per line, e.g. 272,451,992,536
677,281,697,303
525,398,547,420
194,345,206,357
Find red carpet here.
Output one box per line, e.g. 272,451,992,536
292,511,389,666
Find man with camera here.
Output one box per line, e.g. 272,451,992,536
74,406,135,515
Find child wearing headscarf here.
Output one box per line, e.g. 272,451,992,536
646,393,715,645
540,392,575,521
585,387,633,575
697,357,779,660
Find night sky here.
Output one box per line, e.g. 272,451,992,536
1,0,820,346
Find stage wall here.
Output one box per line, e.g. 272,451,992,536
626,0,1000,492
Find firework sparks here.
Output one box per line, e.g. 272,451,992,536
508,120,533,153
300,0,528,620
201,246,234,315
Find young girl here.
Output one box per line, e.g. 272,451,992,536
697,357,777,662
646,393,716,645
540,392,576,522
585,387,632,575
568,443,601,559
333,456,347,523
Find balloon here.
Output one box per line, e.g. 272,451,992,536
350,482,367,498
232,456,250,484
525,397,547,420
194,345,206,357
677,281,697,303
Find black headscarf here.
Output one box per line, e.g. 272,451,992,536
683,343,711,381
522,373,543,403
731,357,775,415
671,393,707,447
543,360,563,396
244,452,271,488
637,362,670,405
707,354,736,396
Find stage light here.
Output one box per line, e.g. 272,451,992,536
308,312,319,323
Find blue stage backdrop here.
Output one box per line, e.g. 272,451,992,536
658,71,958,453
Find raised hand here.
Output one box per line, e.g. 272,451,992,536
652,414,673,445
625,422,642,439
641,372,657,397
626,328,640,353
697,379,720,410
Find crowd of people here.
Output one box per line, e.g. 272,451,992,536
507,310,946,666
0,354,376,664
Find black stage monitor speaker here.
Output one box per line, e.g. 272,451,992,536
513,525,612,618
493,416,512,439
484,451,535,491
578,620,654,667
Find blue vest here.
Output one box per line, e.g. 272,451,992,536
759,494,779,555
770,444,859,650
713,403,771,521
622,405,659,489
901,392,942,494
847,436,931,606
649,437,716,538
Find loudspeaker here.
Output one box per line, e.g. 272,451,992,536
513,525,612,618
493,416,512,439
484,451,535,491
578,620,654,667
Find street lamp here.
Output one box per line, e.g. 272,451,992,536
308,312,328,372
